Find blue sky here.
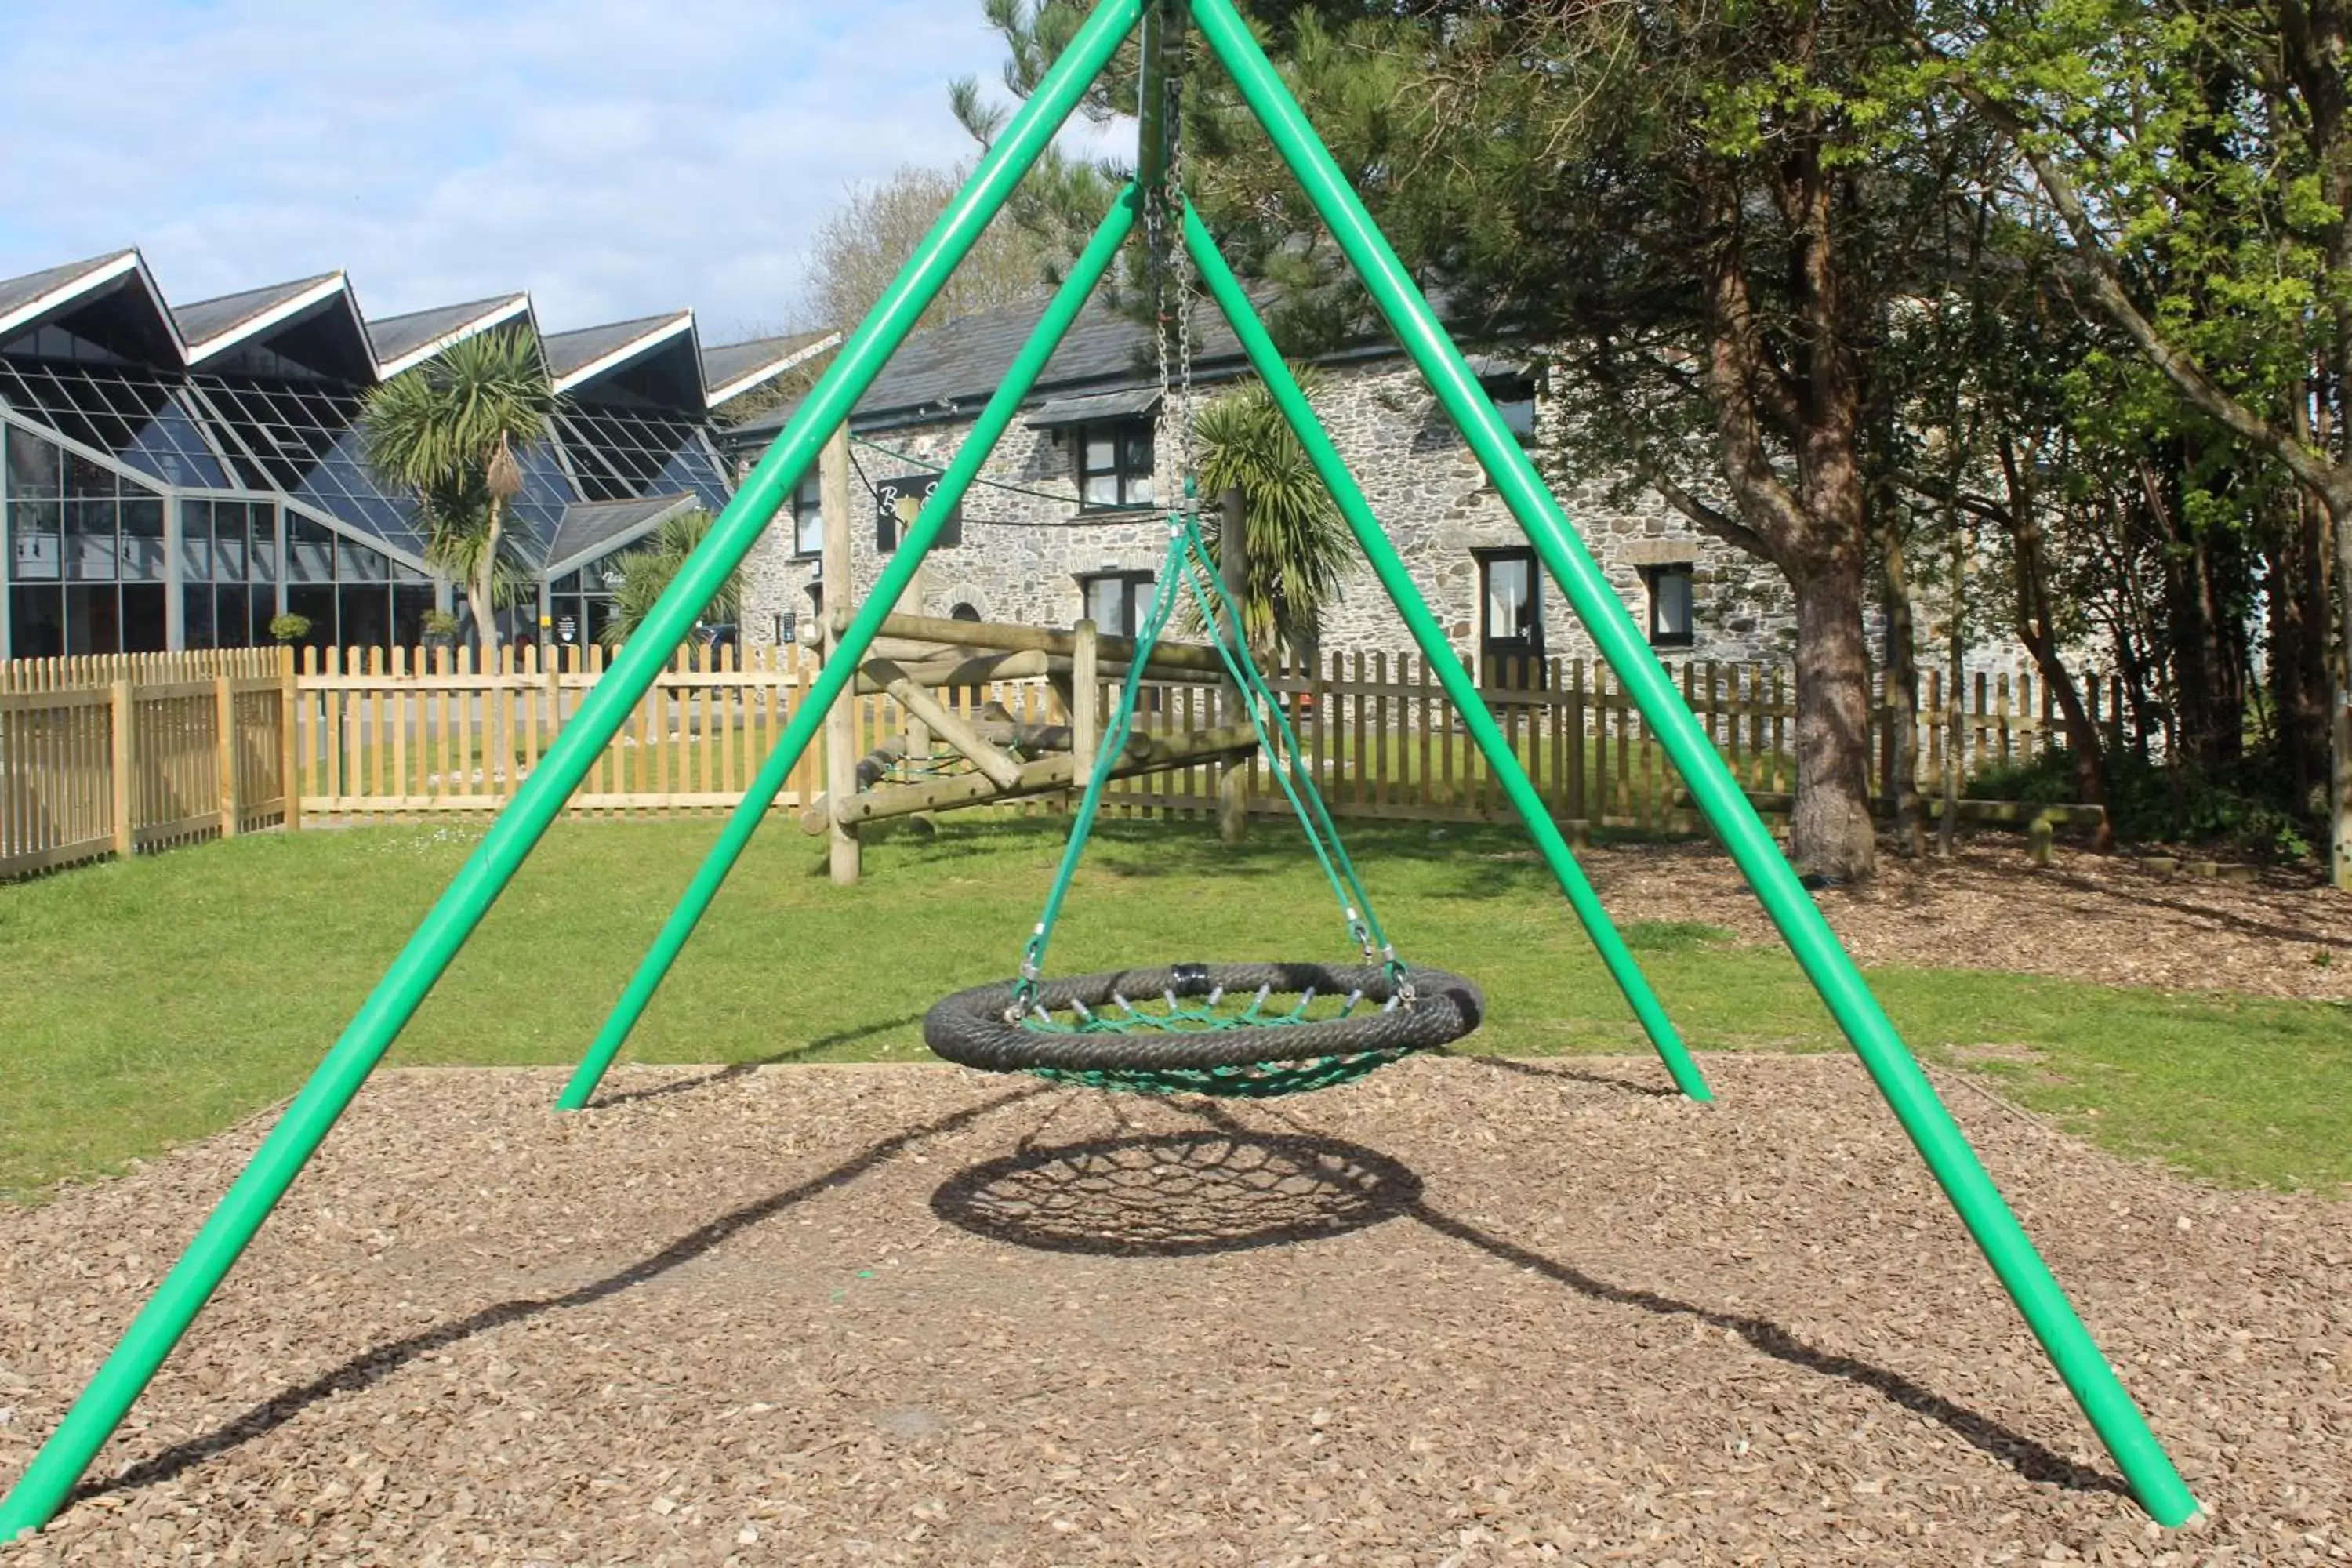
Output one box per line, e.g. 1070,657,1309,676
0,1,1125,343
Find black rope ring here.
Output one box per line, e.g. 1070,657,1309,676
924,962,1483,1075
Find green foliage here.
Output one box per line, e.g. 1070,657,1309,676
359,328,559,640
600,512,743,648
266,613,310,644
358,327,556,505
1969,747,2321,860
1192,370,1356,656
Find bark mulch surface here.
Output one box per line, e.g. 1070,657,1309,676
1576,840,2352,1000
0,1058,2343,1566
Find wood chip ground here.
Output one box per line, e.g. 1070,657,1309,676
1573,840,2352,1000
2,1057,2344,1565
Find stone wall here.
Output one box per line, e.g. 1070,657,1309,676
738,357,1805,666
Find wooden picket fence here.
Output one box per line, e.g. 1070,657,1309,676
4,640,2101,877
288,643,826,821
1,648,292,879
1098,651,2097,835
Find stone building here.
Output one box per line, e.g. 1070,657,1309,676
720,292,1798,671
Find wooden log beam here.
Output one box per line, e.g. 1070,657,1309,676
864,659,1023,789
844,646,1215,695
800,720,1258,833
879,612,1229,676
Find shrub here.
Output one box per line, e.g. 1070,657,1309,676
267,613,311,644
1966,746,2318,859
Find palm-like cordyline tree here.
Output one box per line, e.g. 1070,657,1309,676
599,510,744,648
1192,369,1355,665
359,328,557,659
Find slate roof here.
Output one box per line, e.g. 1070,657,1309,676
701,329,837,405
727,291,1263,443
367,294,532,373
0,251,142,328
172,274,340,354
542,493,698,573
543,311,693,383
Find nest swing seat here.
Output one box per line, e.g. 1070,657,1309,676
920,510,1483,1099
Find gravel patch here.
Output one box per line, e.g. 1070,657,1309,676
0,1058,2343,1565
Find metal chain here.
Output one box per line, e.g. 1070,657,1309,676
1168,28,1197,502
1145,20,1196,512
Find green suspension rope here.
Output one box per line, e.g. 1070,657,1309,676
998,503,1432,1098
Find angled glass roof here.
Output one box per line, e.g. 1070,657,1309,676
0,361,237,489
555,406,728,512
0,248,758,576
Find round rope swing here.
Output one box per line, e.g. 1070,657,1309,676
924,120,1482,1098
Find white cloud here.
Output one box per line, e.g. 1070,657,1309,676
0,0,1131,342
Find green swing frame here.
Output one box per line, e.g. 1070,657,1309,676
0,0,2200,1537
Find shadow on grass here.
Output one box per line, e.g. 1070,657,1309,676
77,1083,1044,1507
587,1012,929,1108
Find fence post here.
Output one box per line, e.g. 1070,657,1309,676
109,681,134,859
215,674,239,839
279,645,302,832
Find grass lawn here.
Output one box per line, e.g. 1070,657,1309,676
2,817,2344,1201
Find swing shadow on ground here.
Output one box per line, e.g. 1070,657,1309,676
71,1083,1048,1508
930,1107,2128,1502
586,1011,931,1108
1443,1049,1686,1099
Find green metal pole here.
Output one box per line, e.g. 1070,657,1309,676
556,188,1142,1112
1181,206,1710,1102
1187,0,2198,1527
0,1,1145,1541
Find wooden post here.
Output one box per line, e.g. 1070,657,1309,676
820,423,860,884
215,674,239,838
109,680,134,858
1214,485,1250,844
1072,617,1099,790
279,644,302,833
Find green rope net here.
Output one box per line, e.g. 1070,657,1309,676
1000,506,1425,1098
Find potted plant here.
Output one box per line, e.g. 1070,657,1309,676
268,612,311,645
421,608,460,652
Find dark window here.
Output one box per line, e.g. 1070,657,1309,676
871,472,960,551
950,601,982,622
791,473,823,556
1479,375,1537,443
1076,419,1154,510
1644,562,1695,648
1079,571,1156,638
1477,548,1543,680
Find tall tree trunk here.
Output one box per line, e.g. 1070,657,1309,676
2267,491,2333,804
1879,511,1922,856
476,496,504,662
1789,557,1878,880
1997,441,2111,847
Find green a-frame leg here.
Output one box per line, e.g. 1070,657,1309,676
0,0,2197,1537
